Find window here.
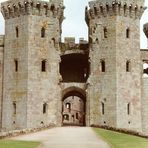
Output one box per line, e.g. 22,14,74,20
66,103,71,109
127,103,130,115
14,59,18,72
13,102,16,115
16,27,19,38
52,38,56,47
126,28,130,38
143,62,148,77
64,114,69,120
124,4,127,15
43,103,47,114
101,60,105,72
41,27,45,38
104,27,107,38
41,60,46,72
126,60,131,72
50,4,55,11
101,102,105,115
76,113,79,119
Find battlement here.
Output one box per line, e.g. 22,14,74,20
0,35,4,47
1,0,64,21
85,0,146,24
89,0,144,7
60,37,89,53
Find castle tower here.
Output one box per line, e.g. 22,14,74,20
85,0,145,130
1,0,64,130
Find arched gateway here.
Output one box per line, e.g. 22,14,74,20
62,87,86,126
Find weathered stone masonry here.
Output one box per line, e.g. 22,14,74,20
0,0,148,134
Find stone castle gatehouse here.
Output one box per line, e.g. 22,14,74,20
0,0,148,134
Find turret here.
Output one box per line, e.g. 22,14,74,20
1,0,64,130
86,0,145,25
1,0,64,24
85,0,145,131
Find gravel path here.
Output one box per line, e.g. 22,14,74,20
11,127,110,148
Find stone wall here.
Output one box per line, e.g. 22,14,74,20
2,16,28,130
142,78,148,133
116,17,142,131
85,0,144,131
1,0,64,130
141,50,148,61
26,14,62,128
0,35,4,128
0,0,147,133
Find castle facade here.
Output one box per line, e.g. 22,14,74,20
0,0,148,134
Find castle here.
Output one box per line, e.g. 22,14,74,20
0,0,148,134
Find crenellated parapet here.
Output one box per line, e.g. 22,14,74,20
1,0,65,22
60,37,89,54
85,0,146,25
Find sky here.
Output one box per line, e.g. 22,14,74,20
0,0,148,48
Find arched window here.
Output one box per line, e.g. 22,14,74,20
104,27,107,38
50,4,55,11
66,103,71,109
43,103,47,114
16,27,19,38
14,59,18,72
124,3,127,15
37,2,41,13
126,60,131,72
101,60,105,72
101,102,105,115
129,4,132,14
126,28,130,38
41,60,46,72
64,114,69,120
13,102,16,115
52,38,56,47
96,38,99,44
41,27,45,38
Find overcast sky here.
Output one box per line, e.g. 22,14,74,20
0,0,148,48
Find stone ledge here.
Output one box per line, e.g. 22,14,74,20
0,124,56,139
91,125,148,138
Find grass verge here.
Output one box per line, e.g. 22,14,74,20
0,140,40,148
94,128,148,148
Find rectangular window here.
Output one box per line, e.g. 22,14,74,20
104,27,107,38
127,103,130,115
15,60,18,72
101,60,105,72
13,102,16,115
41,27,45,38
41,60,46,72
101,102,105,115
43,103,47,114
126,28,130,38
16,27,19,38
126,60,131,72
76,113,79,119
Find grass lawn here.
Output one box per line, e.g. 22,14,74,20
0,140,40,148
94,128,148,148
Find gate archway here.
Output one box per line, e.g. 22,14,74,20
62,87,86,126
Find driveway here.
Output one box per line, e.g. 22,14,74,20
11,127,110,148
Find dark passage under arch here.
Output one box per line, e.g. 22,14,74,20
62,87,86,126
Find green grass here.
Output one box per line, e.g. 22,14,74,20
94,128,148,148
0,140,40,148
